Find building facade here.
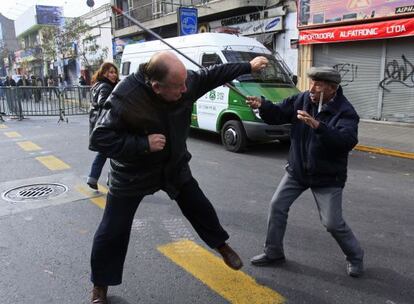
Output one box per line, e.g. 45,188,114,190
14,5,64,79
0,13,18,77
110,0,299,75
297,0,414,123
79,3,114,84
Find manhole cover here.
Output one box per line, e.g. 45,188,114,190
2,183,68,202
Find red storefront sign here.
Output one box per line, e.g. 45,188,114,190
299,17,414,44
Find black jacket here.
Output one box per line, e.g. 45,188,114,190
4,79,16,86
89,79,115,134
89,62,251,198
259,86,359,187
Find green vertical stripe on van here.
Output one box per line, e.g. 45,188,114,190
191,103,199,127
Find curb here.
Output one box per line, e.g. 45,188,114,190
355,145,414,160
360,119,414,128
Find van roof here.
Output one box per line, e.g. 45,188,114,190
123,33,267,55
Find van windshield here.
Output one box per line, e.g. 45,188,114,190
223,50,293,85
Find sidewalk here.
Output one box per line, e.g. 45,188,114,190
356,119,414,160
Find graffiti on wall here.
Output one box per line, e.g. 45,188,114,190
379,55,414,92
333,63,358,87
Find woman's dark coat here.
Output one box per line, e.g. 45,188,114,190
89,79,115,134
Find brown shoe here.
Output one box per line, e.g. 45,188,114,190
215,243,243,270
92,285,108,304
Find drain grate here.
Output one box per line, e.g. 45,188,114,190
2,183,68,202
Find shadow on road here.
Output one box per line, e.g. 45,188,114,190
366,267,414,303
273,261,414,303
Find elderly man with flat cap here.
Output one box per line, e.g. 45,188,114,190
247,66,364,277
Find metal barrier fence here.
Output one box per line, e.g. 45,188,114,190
0,86,91,122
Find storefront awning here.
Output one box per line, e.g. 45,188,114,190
299,17,414,44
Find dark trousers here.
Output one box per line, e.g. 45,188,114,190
90,177,229,286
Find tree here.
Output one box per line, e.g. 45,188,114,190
41,18,89,62
40,17,108,75
79,36,109,71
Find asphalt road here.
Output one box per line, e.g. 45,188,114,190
0,115,413,304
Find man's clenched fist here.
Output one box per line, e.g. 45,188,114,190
148,134,166,152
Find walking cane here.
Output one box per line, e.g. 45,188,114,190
111,6,249,100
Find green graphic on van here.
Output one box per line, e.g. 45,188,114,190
209,90,216,100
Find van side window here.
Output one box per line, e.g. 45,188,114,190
121,62,130,76
201,53,222,67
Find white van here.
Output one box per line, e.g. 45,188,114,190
120,33,299,152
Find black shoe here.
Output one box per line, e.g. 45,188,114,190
87,182,98,190
346,261,364,277
215,243,243,270
250,253,286,266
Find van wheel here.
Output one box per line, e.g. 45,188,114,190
221,120,247,152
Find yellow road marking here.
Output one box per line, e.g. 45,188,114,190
0,124,7,129
355,145,414,160
4,131,21,138
35,155,71,170
17,141,42,151
75,184,108,209
90,185,108,209
158,240,285,304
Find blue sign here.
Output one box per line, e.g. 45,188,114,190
178,7,198,36
36,5,63,26
265,17,281,31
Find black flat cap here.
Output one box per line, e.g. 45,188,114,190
307,66,341,84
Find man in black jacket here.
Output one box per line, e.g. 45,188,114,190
247,67,364,278
89,51,268,303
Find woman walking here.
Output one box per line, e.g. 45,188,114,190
87,62,119,190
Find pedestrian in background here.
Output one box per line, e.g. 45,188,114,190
0,77,4,119
57,74,67,97
47,75,58,100
4,76,14,114
4,76,16,86
4,76,21,119
16,77,23,102
247,67,364,278
86,62,119,190
0,77,4,101
31,75,42,103
22,75,31,101
17,75,31,101
88,51,269,303
79,75,87,86
79,75,87,99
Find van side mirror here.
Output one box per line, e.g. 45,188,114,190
292,75,298,86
